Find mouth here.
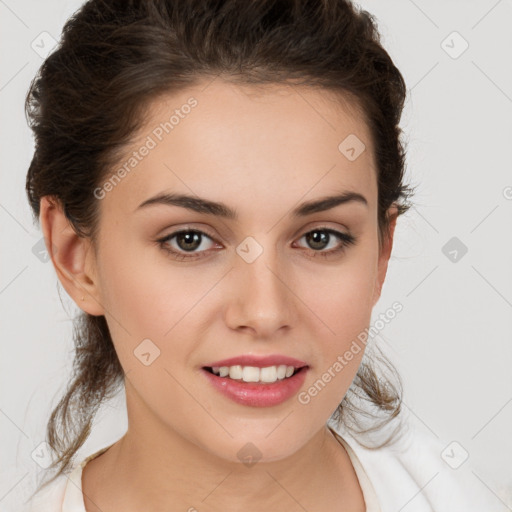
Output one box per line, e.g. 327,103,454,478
200,364,309,407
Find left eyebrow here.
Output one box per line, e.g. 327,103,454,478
135,191,368,219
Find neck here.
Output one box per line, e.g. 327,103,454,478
82,397,365,512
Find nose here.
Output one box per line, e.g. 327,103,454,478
224,243,297,338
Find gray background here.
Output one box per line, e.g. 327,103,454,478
1,0,511,509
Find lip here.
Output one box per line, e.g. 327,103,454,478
203,354,308,369
201,366,309,407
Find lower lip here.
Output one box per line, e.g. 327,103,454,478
201,367,309,407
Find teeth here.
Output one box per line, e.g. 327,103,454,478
276,365,287,379
260,366,277,383
210,364,299,383
243,366,260,382
229,365,243,380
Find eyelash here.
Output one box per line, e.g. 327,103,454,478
156,226,357,262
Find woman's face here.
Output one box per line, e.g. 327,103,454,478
83,78,395,462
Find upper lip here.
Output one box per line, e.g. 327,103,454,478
204,354,309,368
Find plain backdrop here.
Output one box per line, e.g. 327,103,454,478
1,0,511,509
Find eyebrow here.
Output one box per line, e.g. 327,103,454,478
135,191,368,219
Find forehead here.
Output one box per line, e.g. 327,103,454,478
99,78,377,218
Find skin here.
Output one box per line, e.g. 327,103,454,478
40,77,397,512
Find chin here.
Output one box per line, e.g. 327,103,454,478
193,428,312,466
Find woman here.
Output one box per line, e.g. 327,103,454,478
21,0,501,510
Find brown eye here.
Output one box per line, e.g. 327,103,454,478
157,229,218,261
296,228,356,258
304,230,330,250
175,231,203,252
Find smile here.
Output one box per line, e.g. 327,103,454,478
206,364,300,383
201,366,309,407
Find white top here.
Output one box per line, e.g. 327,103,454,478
20,410,508,512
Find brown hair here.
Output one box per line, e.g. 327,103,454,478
25,0,415,496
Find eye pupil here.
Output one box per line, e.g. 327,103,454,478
177,231,201,251
307,230,329,250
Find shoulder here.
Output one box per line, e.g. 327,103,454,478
18,443,114,512
19,474,69,512
330,407,508,512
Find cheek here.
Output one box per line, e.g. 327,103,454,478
296,247,377,388
299,249,377,335
93,231,173,357
95,235,216,369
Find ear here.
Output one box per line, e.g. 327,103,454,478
372,205,398,307
39,196,105,316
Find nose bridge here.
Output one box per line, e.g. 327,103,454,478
227,235,295,334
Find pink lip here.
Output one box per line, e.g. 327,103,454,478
201,367,309,407
204,354,308,369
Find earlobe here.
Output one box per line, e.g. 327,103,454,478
39,196,104,316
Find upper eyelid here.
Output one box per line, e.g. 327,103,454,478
160,225,350,246
160,227,217,243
